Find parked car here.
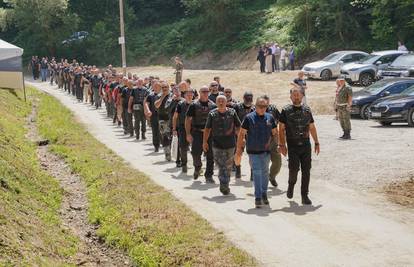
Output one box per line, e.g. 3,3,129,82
350,78,414,119
340,50,408,86
369,84,414,126
62,31,89,45
377,53,414,79
302,51,368,80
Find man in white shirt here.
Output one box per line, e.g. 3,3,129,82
398,41,408,51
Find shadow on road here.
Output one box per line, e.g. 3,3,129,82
185,180,218,191
203,194,245,203
272,201,323,215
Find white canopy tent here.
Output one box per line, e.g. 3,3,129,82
0,39,25,100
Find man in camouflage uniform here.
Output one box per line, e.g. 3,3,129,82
335,76,353,140
204,95,241,195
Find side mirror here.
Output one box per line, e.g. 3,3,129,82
381,91,390,97
339,60,344,64
375,61,382,65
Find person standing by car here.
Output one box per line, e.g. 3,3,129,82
291,71,308,105
335,76,353,140
235,96,279,208
278,88,320,205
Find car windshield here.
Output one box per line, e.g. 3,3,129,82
362,80,389,95
360,54,380,64
402,85,414,96
322,52,344,62
391,55,414,67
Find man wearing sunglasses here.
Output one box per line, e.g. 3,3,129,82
235,96,278,208
208,81,221,103
185,86,217,183
278,88,320,205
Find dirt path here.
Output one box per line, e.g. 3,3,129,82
26,99,132,267
29,81,414,267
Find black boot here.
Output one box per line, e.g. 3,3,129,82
269,177,278,187
262,194,269,205
344,130,351,140
339,131,346,139
287,184,295,199
255,198,262,208
220,184,230,195
301,193,312,205
193,167,201,180
235,166,241,179
141,132,146,140
182,165,187,173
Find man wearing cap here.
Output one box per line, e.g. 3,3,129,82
185,86,217,183
203,95,241,195
335,76,353,140
232,92,255,179
278,88,320,205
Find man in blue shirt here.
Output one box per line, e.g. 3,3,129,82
235,96,279,208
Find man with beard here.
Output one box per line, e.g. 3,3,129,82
185,86,217,183
278,88,320,205
129,78,149,140
232,92,255,179
203,95,241,195
172,88,194,173
208,81,221,103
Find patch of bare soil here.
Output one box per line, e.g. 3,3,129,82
385,176,414,208
26,100,132,267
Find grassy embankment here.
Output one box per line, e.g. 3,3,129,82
0,88,78,266
35,87,256,266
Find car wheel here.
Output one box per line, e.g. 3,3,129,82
379,121,392,126
359,104,371,120
408,108,414,127
359,72,374,87
320,69,332,81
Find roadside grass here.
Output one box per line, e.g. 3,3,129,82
0,88,78,266
385,176,414,208
35,87,256,266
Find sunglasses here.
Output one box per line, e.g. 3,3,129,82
210,84,218,87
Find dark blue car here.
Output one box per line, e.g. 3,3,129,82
369,85,414,126
350,78,414,119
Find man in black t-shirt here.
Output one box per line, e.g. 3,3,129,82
155,82,174,161
129,78,149,139
278,88,320,205
185,86,217,182
204,95,241,195
208,81,221,103
121,79,133,136
146,81,161,152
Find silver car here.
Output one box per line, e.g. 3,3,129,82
302,51,368,80
340,50,408,86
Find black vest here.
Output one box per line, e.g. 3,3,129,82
234,103,254,122
210,108,237,137
178,100,191,126
193,100,216,128
283,105,312,146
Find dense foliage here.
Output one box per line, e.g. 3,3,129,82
1,0,413,66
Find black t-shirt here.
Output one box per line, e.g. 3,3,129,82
180,89,198,100
146,92,158,113
156,94,172,121
130,87,148,104
205,109,241,149
293,78,307,95
176,100,192,126
208,93,220,103
121,87,132,109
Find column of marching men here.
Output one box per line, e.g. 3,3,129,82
45,60,320,209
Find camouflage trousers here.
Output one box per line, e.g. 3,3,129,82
159,120,171,157
337,106,351,131
269,139,282,179
213,147,235,185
